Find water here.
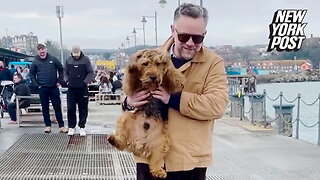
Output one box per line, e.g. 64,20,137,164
249,82,320,144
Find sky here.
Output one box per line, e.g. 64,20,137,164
0,0,319,50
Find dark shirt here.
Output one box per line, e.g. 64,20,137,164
167,55,189,111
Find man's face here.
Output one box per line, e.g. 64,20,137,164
171,15,206,60
13,75,21,83
37,48,47,59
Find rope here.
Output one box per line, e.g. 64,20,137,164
244,107,252,114
267,114,281,123
299,119,320,128
281,115,298,125
253,94,264,99
266,94,280,101
301,98,319,106
282,96,298,103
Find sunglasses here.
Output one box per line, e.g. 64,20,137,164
174,27,205,44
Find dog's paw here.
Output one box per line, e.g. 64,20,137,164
107,135,116,146
150,168,167,179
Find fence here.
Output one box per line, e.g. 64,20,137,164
229,90,320,146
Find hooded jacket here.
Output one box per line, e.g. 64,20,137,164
64,52,94,88
30,53,64,87
14,79,31,108
133,37,229,171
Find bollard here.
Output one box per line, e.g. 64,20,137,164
273,104,295,137
229,94,244,120
248,93,264,125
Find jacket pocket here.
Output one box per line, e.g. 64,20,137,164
183,81,203,94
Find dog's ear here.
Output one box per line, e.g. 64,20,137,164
128,64,138,74
131,49,147,63
123,63,142,96
161,62,185,93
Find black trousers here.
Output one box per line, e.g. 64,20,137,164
137,163,207,180
67,87,89,128
38,87,64,127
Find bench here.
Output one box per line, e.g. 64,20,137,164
16,94,64,127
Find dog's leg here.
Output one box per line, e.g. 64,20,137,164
149,134,168,179
162,67,185,93
107,134,126,150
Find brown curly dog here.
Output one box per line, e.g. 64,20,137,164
108,49,185,178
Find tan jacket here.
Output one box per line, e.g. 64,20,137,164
134,37,228,171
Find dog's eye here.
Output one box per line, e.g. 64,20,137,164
156,62,161,66
142,62,148,66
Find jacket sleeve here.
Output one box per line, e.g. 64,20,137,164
29,61,39,87
84,58,94,84
54,58,64,84
179,59,228,120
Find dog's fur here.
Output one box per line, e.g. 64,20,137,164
108,49,185,178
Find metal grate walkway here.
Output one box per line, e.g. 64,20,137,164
0,134,135,180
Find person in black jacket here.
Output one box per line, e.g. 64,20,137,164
29,43,68,133
65,45,94,136
7,74,31,124
0,61,12,81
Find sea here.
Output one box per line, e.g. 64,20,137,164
244,81,320,144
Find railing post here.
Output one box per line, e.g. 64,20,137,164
251,92,254,124
296,93,301,140
280,91,283,115
240,95,244,121
318,94,320,146
263,89,267,123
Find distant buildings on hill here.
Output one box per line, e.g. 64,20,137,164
0,32,38,56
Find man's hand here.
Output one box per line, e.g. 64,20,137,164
127,90,150,108
151,86,170,104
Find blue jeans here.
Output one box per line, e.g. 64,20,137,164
38,87,64,127
8,103,16,121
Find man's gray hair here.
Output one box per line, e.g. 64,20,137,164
174,3,209,26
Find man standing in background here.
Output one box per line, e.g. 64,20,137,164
30,43,68,133
65,45,94,136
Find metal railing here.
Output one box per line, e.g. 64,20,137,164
230,90,320,146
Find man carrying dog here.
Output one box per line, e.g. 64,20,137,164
65,45,94,136
123,3,228,180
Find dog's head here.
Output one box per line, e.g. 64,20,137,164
127,49,171,91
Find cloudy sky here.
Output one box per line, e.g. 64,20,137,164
0,0,319,49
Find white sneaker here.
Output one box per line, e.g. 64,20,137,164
79,128,86,136
68,128,75,136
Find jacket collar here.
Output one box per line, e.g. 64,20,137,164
159,36,206,63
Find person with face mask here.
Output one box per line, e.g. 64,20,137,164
29,43,68,133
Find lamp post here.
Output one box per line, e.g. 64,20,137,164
126,36,135,49
159,0,203,7
132,27,144,47
56,5,64,64
142,22,146,47
142,11,158,46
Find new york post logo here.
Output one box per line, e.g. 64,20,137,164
267,9,307,52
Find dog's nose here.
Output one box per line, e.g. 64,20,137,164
150,76,157,81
